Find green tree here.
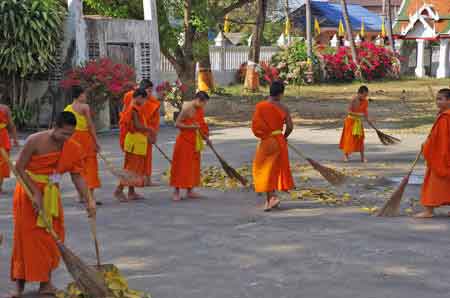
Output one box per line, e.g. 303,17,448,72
0,0,65,107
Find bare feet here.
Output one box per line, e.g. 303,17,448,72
187,191,201,199
263,201,272,212
114,190,128,203
9,280,25,298
343,155,349,162
172,192,182,202
269,197,281,209
414,211,434,219
38,282,58,296
361,158,368,163
128,193,145,201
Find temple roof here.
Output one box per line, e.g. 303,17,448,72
394,0,450,37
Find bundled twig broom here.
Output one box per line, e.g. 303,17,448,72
200,134,248,186
367,121,401,146
98,152,146,186
0,149,110,297
287,143,348,186
377,149,423,217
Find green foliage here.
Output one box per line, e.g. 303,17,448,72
0,0,65,77
11,102,34,129
83,0,143,19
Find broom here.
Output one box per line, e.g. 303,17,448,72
97,151,146,186
154,143,172,164
287,143,348,186
87,191,101,267
367,121,401,146
200,133,248,186
0,148,110,297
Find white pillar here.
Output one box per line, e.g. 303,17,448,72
67,0,87,65
436,39,450,78
330,34,338,48
143,0,162,86
355,34,362,46
277,33,287,47
215,32,226,47
415,39,426,78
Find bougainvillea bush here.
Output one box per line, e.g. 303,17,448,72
318,42,399,82
156,80,188,112
61,58,136,112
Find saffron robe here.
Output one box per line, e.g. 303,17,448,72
64,104,101,189
10,140,83,282
170,107,209,188
339,98,369,154
0,109,10,178
420,110,450,207
252,101,294,193
122,105,152,177
119,90,135,150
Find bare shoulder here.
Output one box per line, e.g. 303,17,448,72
22,131,46,150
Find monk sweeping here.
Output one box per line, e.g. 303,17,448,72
119,82,138,151
0,103,18,193
415,88,450,219
64,86,101,203
9,112,96,297
114,88,156,202
339,86,370,162
251,81,294,211
170,91,210,201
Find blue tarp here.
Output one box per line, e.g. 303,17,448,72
293,1,382,32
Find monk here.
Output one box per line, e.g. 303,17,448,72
251,81,294,211
415,88,450,219
10,112,96,297
170,91,210,201
64,86,101,203
339,86,371,162
0,103,18,193
139,79,161,184
119,82,138,151
114,88,156,202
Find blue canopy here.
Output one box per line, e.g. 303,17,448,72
291,1,382,32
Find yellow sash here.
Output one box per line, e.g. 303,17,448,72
195,130,204,152
271,130,282,136
64,105,88,131
27,171,60,229
0,123,6,129
348,113,363,137
124,132,148,156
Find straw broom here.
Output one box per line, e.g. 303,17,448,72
0,148,110,297
287,143,348,186
377,149,423,217
367,121,401,146
98,151,146,186
199,133,248,186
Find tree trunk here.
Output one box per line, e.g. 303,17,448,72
385,0,395,53
198,31,214,92
340,0,360,78
245,0,268,91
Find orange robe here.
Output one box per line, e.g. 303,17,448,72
64,104,101,190
252,101,294,193
339,98,369,154
122,105,151,178
0,109,10,179
11,140,83,282
170,107,208,188
119,90,135,150
141,97,160,176
420,110,450,207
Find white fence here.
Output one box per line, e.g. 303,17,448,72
160,46,279,85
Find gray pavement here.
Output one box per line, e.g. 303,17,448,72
1,126,449,298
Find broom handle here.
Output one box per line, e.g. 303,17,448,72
0,148,59,241
98,151,117,172
154,143,172,164
86,191,101,267
198,131,225,162
287,143,308,160
407,149,423,175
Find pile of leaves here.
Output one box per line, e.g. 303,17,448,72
56,264,150,298
317,42,399,82
201,165,252,190
61,58,136,112
289,188,352,206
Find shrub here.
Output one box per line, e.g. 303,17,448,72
156,80,188,112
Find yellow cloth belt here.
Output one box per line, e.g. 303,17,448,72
348,113,363,137
195,130,205,152
64,105,88,131
271,130,283,136
27,171,60,229
124,132,148,156
0,123,6,129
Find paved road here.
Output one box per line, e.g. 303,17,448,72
1,126,449,298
